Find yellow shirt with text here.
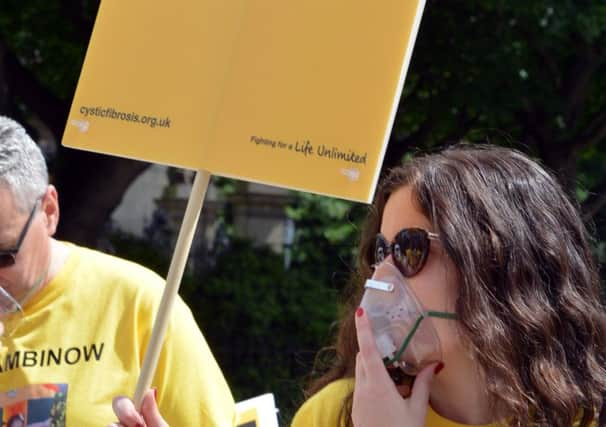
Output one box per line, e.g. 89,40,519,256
0,243,235,426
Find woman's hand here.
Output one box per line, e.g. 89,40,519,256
352,307,441,427
108,389,169,427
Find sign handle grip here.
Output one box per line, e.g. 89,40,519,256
133,169,212,409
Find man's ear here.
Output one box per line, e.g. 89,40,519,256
41,185,60,236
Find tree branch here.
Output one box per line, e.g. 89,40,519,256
562,39,602,127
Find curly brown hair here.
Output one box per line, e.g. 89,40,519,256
305,144,606,427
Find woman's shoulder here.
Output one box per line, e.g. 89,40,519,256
290,378,354,427
289,379,599,427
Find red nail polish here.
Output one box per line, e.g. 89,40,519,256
434,362,444,375
135,424,144,427
356,307,364,317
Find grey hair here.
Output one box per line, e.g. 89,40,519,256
0,116,48,213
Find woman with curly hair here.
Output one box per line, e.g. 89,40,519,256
292,144,606,427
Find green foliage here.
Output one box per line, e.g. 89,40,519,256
394,0,605,164
183,239,338,422
285,192,365,276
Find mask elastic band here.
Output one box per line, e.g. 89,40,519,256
383,311,457,366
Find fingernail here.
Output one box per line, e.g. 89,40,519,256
135,424,144,427
356,307,364,317
434,362,445,375
153,387,158,401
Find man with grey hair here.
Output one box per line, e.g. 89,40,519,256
0,116,235,427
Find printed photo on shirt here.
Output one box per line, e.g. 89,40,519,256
0,384,68,427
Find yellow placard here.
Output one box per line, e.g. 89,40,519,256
63,0,426,203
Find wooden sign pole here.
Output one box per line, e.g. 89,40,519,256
133,169,212,409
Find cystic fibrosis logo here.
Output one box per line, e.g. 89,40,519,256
70,119,89,133
340,168,360,182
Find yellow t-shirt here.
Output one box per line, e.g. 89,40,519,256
0,243,235,426
291,378,594,427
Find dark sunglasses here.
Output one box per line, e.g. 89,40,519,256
373,228,439,277
0,199,40,268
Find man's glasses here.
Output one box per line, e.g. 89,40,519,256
0,199,40,268
373,228,440,278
